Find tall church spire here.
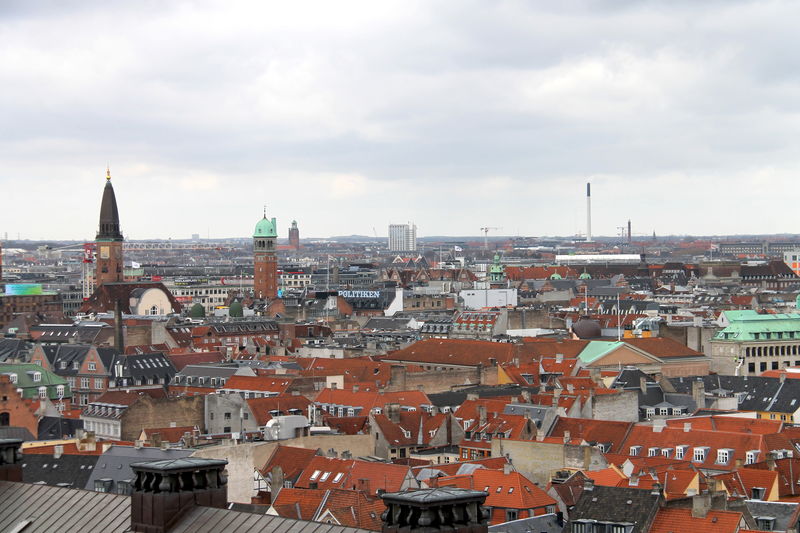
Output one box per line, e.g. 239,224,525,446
97,168,123,241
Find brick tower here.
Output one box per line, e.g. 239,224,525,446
253,209,278,300
288,220,300,250
95,168,124,287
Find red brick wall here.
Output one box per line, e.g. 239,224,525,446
0,375,39,437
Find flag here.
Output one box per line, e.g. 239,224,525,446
454,246,463,252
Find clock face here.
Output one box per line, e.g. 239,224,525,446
100,246,110,259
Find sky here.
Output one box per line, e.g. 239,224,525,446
1,0,799,241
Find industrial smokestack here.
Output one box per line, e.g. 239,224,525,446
586,182,592,242
114,299,124,353
627,219,632,244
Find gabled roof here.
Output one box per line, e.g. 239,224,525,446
221,375,292,394
569,485,660,529
372,411,447,447
270,487,325,520
384,338,519,367
246,394,312,426
439,469,556,510
713,468,779,500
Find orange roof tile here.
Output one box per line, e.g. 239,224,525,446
650,507,742,533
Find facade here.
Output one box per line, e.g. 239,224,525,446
254,211,278,300
0,290,64,330
289,220,300,250
783,250,800,276
710,310,800,376
95,169,125,287
388,223,417,252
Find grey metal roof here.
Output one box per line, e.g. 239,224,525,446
0,479,373,533
744,500,800,531
488,513,562,533
0,480,131,533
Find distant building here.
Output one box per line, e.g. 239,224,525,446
388,223,417,252
711,309,800,376
288,220,300,250
784,250,800,277
253,210,278,300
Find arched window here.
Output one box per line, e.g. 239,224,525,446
150,305,159,315
0,412,9,426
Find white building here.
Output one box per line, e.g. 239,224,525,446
388,223,417,252
459,288,518,310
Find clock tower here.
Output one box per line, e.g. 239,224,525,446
95,168,124,287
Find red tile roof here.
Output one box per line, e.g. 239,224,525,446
438,469,556,510
713,468,779,500
623,337,704,358
259,445,319,480
246,394,312,426
549,417,635,454
650,507,742,533
270,488,325,520
222,375,292,394
384,338,520,366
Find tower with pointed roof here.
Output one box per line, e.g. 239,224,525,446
254,208,278,300
95,168,124,287
288,220,300,250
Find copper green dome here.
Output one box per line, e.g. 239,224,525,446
254,215,277,238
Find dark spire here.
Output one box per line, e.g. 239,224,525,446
96,167,123,241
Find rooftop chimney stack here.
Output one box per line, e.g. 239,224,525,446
130,457,228,533
586,182,592,243
381,487,489,533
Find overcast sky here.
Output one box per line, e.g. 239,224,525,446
2,1,799,241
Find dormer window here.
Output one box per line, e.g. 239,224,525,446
676,445,688,460
693,447,708,462
73,362,79,370
661,448,673,458
38,387,47,399
716,449,731,464
746,450,759,465
8,373,17,384
629,446,642,457
33,372,41,382
88,362,96,371
648,447,660,457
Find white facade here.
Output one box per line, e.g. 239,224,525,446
388,224,417,252
459,288,518,310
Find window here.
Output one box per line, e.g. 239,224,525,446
746,450,758,465
80,378,90,389
88,362,96,371
693,447,707,462
648,447,659,457
38,387,47,399
224,412,231,420
505,509,518,522
8,374,17,384
210,413,214,420
33,372,41,382
629,446,641,456
675,445,687,460
319,472,331,482
333,473,343,483
757,517,775,530
117,480,132,495
56,385,64,397
310,470,321,481
94,378,104,390
716,449,730,464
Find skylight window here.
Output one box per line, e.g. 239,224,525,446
333,473,343,483
310,470,321,481
320,472,331,481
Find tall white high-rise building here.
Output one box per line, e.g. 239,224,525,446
388,223,417,252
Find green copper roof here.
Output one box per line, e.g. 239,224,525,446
578,341,625,364
579,271,592,279
0,363,71,400
550,273,563,280
713,310,800,342
254,216,277,238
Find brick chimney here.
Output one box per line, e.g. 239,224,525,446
386,403,401,424
381,487,489,533
0,438,23,482
130,457,228,533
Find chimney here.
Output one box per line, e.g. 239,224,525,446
639,377,648,395
53,445,64,459
629,473,639,487
563,430,571,444
521,390,531,403
585,182,592,243
0,439,23,482
477,405,487,427
381,487,489,533
781,372,786,384
386,403,401,424
651,482,662,497
352,384,359,392
691,493,711,519
114,299,124,353
270,465,284,497
583,478,594,492
691,379,706,410
130,457,227,533
466,393,479,401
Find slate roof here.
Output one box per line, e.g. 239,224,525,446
428,384,537,408
568,485,660,531
0,338,31,362
83,445,193,492
670,375,800,414
744,500,800,532
21,453,99,488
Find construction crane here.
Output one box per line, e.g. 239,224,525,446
480,227,502,250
